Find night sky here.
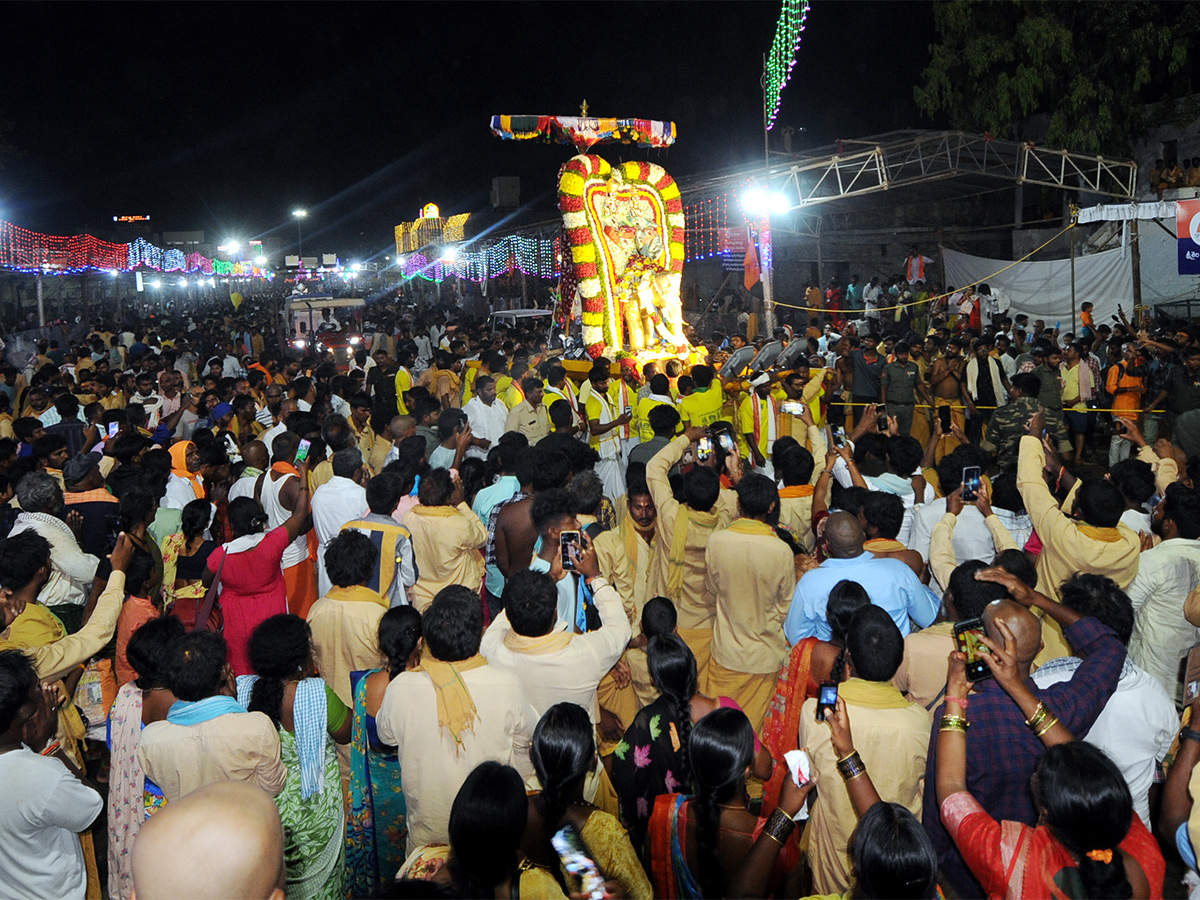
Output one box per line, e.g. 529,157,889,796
0,2,933,259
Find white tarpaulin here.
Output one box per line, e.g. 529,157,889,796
943,245,1132,329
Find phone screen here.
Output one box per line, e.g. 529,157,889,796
107,422,119,438
816,682,838,721
938,405,952,431
1185,643,1200,705
560,531,581,571
716,432,736,455
696,436,713,462
551,824,607,900
294,438,312,464
954,618,993,681
962,466,982,503
876,404,888,431
780,399,807,416
832,426,846,448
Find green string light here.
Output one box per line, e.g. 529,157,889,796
765,0,810,130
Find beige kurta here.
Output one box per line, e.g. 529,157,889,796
308,586,388,708
928,512,1018,590
892,620,955,708
505,399,550,445
406,503,487,611
138,711,287,802
799,679,932,894
1016,435,1141,661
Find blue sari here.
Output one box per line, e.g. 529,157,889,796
344,669,408,897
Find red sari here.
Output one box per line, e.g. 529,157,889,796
759,636,818,813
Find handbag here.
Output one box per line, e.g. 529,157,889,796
191,552,226,633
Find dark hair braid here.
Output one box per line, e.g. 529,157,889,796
246,615,310,730
829,644,849,685
647,634,698,792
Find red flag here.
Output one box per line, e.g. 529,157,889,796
743,226,760,290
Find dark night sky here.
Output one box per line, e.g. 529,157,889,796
0,1,934,260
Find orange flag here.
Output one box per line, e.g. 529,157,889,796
743,226,760,291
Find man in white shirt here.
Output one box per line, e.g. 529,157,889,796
376,585,536,854
482,549,631,727
311,449,369,597
462,375,508,462
259,399,297,454
1127,483,1200,702
1032,573,1177,827
9,472,98,614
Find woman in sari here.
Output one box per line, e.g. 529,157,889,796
159,498,217,630
760,579,870,811
611,634,773,848
345,605,422,897
397,761,568,899
522,703,653,900
204,473,309,676
937,633,1165,899
238,614,351,900
645,707,812,899
106,616,183,900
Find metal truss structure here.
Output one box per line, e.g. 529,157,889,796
680,130,1138,236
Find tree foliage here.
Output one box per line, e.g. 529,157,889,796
915,0,1199,155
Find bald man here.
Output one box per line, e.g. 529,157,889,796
382,414,416,467
131,782,285,900
921,566,1127,897
228,440,269,503
785,511,939,643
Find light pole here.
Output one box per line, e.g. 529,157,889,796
292,209,308,267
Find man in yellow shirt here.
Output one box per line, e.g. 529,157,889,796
678,365,726,428
393,346,415,416
502,355,532,410
738,377,780,474
635,374,677,442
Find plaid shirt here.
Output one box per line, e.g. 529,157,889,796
922,615,1125,897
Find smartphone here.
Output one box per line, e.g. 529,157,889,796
780,399,807,416
832,426,847,448
294,438,311,464
559,530,581,571
716,431,736,455
954,617,993,682
961,466,982,503
107,422,119,438
874,403,888,431
938,405,953,431
696,436,713,462
551,823,607,900
1184,643,1200,705
815,682,838,722
623,406,632,417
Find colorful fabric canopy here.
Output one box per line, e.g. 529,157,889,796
489,115,676,151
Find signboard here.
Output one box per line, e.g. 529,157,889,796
719,226,748,272
113,215,150,223
1177,200,1200,274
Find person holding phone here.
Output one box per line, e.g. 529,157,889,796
927,338,969,457
799,606,932,894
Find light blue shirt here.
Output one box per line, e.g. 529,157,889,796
784,551,940,644
529,556,576,629
473,475,520,527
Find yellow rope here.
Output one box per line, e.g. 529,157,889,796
770,221,1079,314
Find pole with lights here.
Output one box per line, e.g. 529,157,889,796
759,0,810,334
292,209,307,271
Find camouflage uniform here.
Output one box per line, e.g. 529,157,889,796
881,359,921,436
982,396,1042,470
1031,364,1073,454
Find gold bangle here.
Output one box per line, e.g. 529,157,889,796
764,829,785,846
836,749,859,765
939,722,968,734
939,715,969,729
1025,701,1049,731
1034,716,1060,738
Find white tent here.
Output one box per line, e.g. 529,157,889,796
942,202,1200,330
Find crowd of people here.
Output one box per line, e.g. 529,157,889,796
4,291,1200,900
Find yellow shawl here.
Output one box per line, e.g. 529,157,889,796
415,653,488,750
327,585,388,608
666,505,720,598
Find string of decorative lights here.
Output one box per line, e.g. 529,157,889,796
684,195,733,262
0,219,273,278
765,0,810,130
400,233,562,283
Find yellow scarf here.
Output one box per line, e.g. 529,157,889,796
725,518,776,536
865,537,907,553
620,511,655,569
667,506,720,598
838,677,912,709
778,485,815,499
327,585,387,607
502,626,574,655
410,504,460,518
415,653,488,749
1078,524,1125,543
3,602,65,648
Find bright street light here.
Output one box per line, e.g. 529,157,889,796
292,209,308,262
224,241,241,253
254,255,267,266
440,247,458,263
742,187,789,217
291,209,307,219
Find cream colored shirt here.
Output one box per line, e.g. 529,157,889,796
928,512,1018,590
645,436,735,629
706,522,796,674
1127,537,1200,703
799,680,932,894
309,589,388,708
406,503,487,611
504,399,550,445
138,711,287,801
893,621,955,708
376,663,537,852
480,577,631,725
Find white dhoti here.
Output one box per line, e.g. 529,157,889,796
596,457,626,502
